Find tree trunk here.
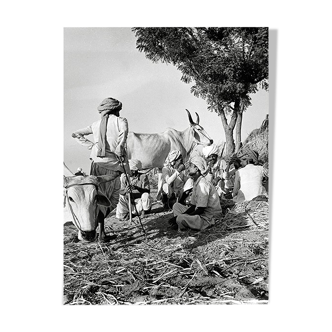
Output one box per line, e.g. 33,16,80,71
218,103,238,156
235,109,243,152
224,127,235,155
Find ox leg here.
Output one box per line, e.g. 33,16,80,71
156,168,163,201
97,210,106,241
97,209,117,243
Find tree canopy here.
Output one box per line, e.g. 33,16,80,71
133,27,268,154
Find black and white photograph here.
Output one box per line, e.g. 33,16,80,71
63,27,269,305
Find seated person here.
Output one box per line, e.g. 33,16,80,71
160,150,187,210
202,144,228,197
221,157,242,199
115,159,152,221
232,148,268,202
168,155,222,231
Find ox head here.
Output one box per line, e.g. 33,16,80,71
186,109,213,147
63,174,117,242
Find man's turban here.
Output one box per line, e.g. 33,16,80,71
190,155,207,173
202,144,219,158
238,147,259,164
165,150,182,165
98,97,122,113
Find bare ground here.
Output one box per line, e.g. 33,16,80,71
63,195,269,305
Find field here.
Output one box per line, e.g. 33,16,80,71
63,193,269,305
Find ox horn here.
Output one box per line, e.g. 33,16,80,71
63,175,69,188
186,109,195,125
195,112,200,125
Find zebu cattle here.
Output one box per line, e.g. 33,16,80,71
63,173,119,242
126,110,213,198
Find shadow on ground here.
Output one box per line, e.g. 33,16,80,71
98,201,250,252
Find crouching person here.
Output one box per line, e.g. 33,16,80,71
116,159,152,221
161,150,187,210
168,156,222,231
232,148,268,202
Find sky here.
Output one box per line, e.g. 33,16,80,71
64,27,268,174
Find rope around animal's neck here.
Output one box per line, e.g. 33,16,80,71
65,183,99,234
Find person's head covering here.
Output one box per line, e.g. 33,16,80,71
129,159,142,171
238,147,259,164
97,97,122,157
202,144,219,158
97,97,122,114
165,150,182,165
190,155,207,173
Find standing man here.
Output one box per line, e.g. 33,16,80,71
169,155,222,231
72,97,129,240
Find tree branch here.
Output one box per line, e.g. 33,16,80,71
229,99,240,130
229,111,237,130
219,107,229,128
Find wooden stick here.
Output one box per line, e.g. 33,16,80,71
127,192,132,224
118,157,146,237
63,162,74,175
152,268,178,283
245,210,260,227
178,272,197,298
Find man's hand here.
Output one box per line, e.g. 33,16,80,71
124,185,133,194
190,207,205,216
116,154,125,163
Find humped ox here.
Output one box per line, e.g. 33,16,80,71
63,110,213,242
63,173,119,242
126,109,213,199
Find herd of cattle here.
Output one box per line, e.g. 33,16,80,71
63,110,214,242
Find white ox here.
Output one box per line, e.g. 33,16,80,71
63,173,119,242
126,109,213,198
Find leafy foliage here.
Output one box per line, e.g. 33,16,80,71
132,27,268,154
133,28,268,110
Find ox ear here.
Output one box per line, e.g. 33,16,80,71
96,193,111,207
186,109,195,126
195,112,200,125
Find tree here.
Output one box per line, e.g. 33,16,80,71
133,27,268,155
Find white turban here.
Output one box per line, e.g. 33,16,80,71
190,155,207,173
165,150,182,165
129,159,142,171
202,144,219,158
